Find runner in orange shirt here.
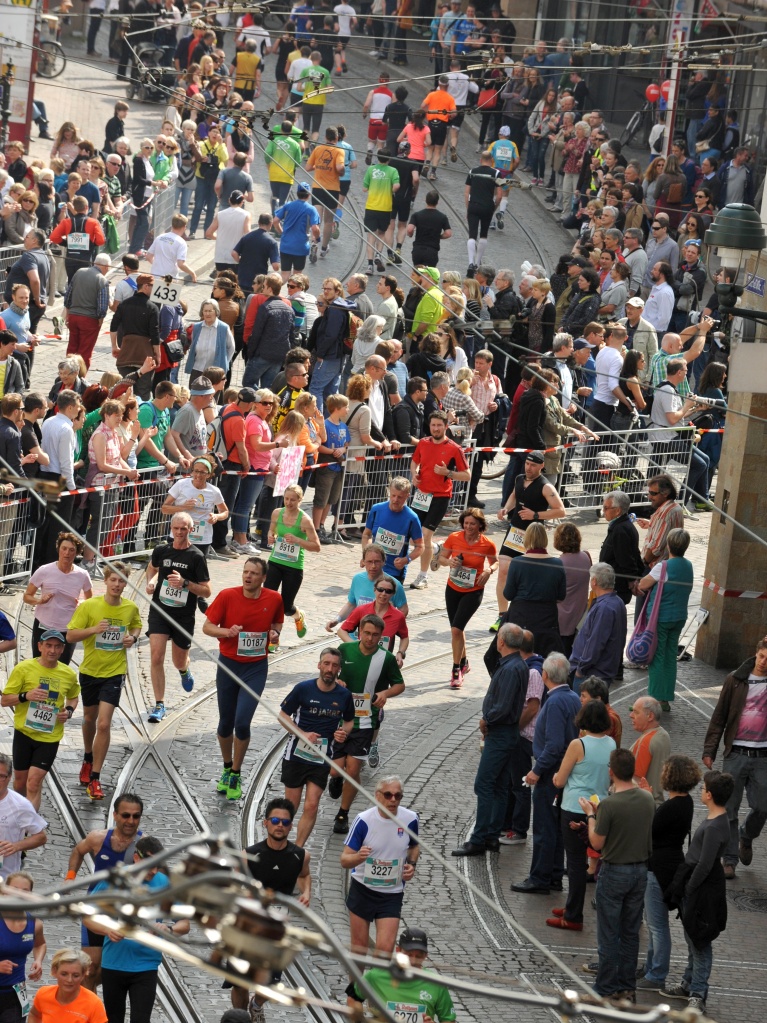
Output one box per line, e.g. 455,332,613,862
305,125,345,260
420,76,457,181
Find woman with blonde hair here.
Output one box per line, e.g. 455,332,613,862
341,374,384,535
255,409,305,548
29,948,106,1023
3,190,38,244
503,521,567,656
642,155,667,217
266,481,321,642
527,278,556,353
50,121,81,170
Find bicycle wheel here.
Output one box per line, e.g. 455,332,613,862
480,448,509,480
620,109,642,147
37,40,66,79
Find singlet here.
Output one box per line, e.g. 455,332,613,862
269,507,308,570
88,829,139,893
368,85,393,121
508,474,548,529
245,839,306,895
0,914,34,988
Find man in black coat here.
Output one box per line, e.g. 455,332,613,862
490,269,522,320
599,489,643,604
392,376,427,445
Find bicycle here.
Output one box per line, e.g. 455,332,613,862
37,14,66,79
620,98,656,148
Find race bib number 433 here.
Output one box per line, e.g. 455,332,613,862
151,279,183,307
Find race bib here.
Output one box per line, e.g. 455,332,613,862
189,518,207,542
237,631,268,658
375,526,405,555
363,856,401,889
150,278,183,307
159,578,188,607
387,1003,426,1023
67,231,89,252
449,564,478,589
274,536,300,562
13,982,29,1017
25,700,57,733
504,525,526,554
353,692,371,719
411,490,433,512
294,737,328,763
95,624,126,650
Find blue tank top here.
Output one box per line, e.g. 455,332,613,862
87,829,140,892
0,914,34,988
562,734,616,813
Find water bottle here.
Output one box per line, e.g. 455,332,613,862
455,553,463,563
115,533,124,556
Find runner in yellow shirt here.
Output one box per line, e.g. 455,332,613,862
1,630,80,811
299,51,332,141
67,563,142,802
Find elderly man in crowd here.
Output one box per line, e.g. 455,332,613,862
622,228,648,298
649,326,710,397
453,622,529,857
570,563,627,692
512,652,580,894
599,490,643,606
618,296,657,380
490,269,521,320
629,696,671,804
634,473,684,615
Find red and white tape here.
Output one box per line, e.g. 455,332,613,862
704,579,767,600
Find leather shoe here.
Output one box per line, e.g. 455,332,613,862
486,839,500,852
511,879,550,894
550,879,564,891
451,842,487,857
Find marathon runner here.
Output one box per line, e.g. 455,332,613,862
328,615,404,835
464,151,502,276
340,774,419,958
278,648,355,845
326,544,408,631
361,477,424,586
65,791,144,990
306,125,345,261
1,630,79,811
0,752,47,881
337,578,408,664
488,124,520,230
361,72,393,165
66,563,142,801
145,512,211,721
203,557,284,801
409,410,470,590
273,182,322,282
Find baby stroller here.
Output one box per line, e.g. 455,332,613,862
126,42,177,103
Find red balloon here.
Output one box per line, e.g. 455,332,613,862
645,83,661,102
660,79,672,99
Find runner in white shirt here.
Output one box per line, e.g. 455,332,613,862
204,191,252,271
236,14,272,57
334,2,357,38
0,752,47,878
145,215,197,282
446,58,479,160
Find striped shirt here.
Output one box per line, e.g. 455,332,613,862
642,498,684,566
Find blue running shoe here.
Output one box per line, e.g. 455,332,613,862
148,702,166,723
180,670,194,692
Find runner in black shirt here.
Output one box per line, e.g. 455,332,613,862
464,152,501,275
386,148,416,266
407,191,452,267
382,88,413,155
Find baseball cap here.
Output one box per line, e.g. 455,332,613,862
40,629,66,644
525,451,545,464
498,126,511,137
419,266,440,284
238,387,258,403
399,927,428,952
297,181,311,195
573,338,596,350
567,256,589,269
626,296,645,308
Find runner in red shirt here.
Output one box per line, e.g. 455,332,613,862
337,585,409,667
409,410,469,590
202,557,285,800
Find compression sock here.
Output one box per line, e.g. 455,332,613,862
467,238,477,264
499,197,508,213
477,237,488,261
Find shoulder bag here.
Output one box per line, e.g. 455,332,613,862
626,561,667,665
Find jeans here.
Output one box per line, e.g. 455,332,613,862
212,459,243,549
505,736,533,834
682,918,713,1000
242,357,281,390
87,10,103,51
469,724,518,846
176,182,194,218
309,356,343,411
231,474,264,535
722,750,767,865
594,861,648,995
130,206,150,254
687,119,702,159
683,445,710,506
190,177,218,234
561,808,589,923
528,772,564,887
527,137,550,179
643,869,672,983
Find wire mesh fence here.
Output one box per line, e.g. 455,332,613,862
0,488,37,584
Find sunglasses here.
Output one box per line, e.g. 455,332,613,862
695,193,707,198
21,199,34,203
267,816,292,826
647,489,660,496
375,587,394,594
287,282,300,288
118,812,142,819
380,790,403,800
651,225,662,230
258,400,274,406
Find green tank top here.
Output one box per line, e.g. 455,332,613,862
269,507,307,570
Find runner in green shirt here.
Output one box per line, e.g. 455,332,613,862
299,54,332,141
350,927,457,1021
328,614,404,834
67,563,142,802
362,150,400,274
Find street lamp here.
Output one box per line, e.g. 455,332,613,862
704,203,767,326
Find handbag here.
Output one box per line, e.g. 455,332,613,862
695,140,709,153
626,561,667,665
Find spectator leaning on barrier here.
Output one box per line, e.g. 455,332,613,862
63,254,111,371
4,232,50,335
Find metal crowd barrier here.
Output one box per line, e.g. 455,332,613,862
556,425,697,513
0,488,36,584
331,442,477,542
0,244,25,298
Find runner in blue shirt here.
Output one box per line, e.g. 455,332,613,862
326,544,408,632
488,125,520,230
361,479,424,582
274,181,322,277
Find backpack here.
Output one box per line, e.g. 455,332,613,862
343,310,364,352
207,407,243,462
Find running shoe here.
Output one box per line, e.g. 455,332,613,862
148,702,166,723
466,263,477,278
389,248,402,265
232,540,259,555
489,615,502,633
374,257,386,272
366,262,375,275
450,666,463,689
496,211,505,230
409,573,428,589
217,768,231,794
268,642,280,654
81,560,97,575
213,546,238,559
320,246,329,258
368,742,380,768
333,809,349,834
318,525,333,545
226,772,242,800
498,831,527,845
430,541,441,571
180,669,195,693
365,152,373,165
51,315,62,336
79,761,92,786
367,49,379,56
86,779,104,801
328,775,344,799
294,609,307,638
332,222,340,240
449,144,458,162
248,997,266,1023
460,658,471,676
309,240,318,264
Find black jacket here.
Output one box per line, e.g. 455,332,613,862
131,154,151,211
407,350,446,381
599,512,643,603
0,355,25,398
516,388,546,449
695,115,725,151
0,417,24,478
110,291,160,345
392,395,423,444
307,297,357,361
247,295,295,363
491,285,522,321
